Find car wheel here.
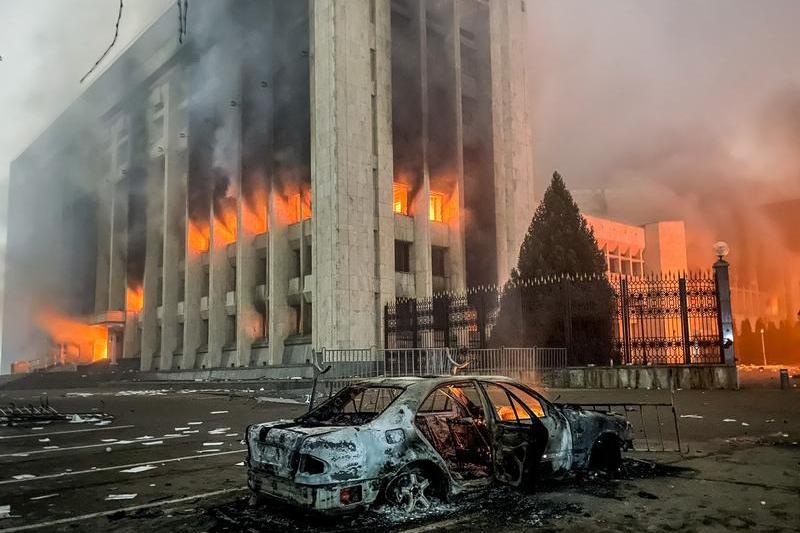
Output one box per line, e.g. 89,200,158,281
385,465,436,513
590,435,622,473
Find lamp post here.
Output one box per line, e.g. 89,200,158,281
760,328,767,366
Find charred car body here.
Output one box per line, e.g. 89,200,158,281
245,376,632,513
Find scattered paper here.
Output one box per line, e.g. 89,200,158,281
0,505,10,519
680,414,703,419
12,474,36,480
120,465,157,474
141,440,163,446
196,449,220,453
162,433,182,438
43,446,59,450
101,439,118,443
31,427,43,431
203,442,223,446
225,433,238,437
105,494,137,501
136,436,155,440
38,438,51,443
256,397,305,405
210,411,229,415
174,427,190,431
188,422,203,426
741,422,750,427
95,420,112,426
183,430,199,434
30,494,58,501
722,418,737,422
235,461,245,466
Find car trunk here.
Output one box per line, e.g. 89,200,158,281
249,423,339,479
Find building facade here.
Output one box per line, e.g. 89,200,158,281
2,0,534,373
583,214,688,278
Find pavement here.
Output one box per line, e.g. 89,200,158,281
0,384,798,532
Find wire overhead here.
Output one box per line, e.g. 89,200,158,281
80,0,124,84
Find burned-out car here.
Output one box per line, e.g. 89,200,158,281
245,376,632,513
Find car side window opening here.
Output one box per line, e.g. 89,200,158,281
503,384,546,418
300,385,403,426
415,383,492,481
483,383,536,424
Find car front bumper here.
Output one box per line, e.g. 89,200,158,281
247,468,381,513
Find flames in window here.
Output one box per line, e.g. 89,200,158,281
126,285,144,313
429,192,444,222
393,183,409,215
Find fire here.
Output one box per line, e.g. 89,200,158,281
429,192,444,222
243,188,268,234
188,220,210,253
288,192,312,224
393,183,409,215
126,285,143,313
213,198,238,246
35,309,108,363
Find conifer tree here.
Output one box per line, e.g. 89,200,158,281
491,172,614,364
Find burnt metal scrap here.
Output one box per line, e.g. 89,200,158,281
0,397,114,427
244,376,632,514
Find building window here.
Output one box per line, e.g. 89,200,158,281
395,240,411,273
291,249,301,278
393,183,409,215
304,244,312,275
431,246,447,277
288,193,312,223
228,264,237,292
176,322,184,351
226,315,236,345
255,255,267,285
429,192,444,222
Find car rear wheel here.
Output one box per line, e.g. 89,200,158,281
385,465,437,513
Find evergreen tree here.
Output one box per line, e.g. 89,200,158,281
511,171,607,280
491,172,614,364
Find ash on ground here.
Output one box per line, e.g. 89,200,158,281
202,459,690,532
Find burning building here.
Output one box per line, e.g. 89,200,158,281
2,0,533,372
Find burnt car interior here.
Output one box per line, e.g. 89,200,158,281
298,385,403,427
414,383,493,480
481,383,549,486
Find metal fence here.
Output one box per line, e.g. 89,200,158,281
572,401,682,453
385,271,725,366
313,346,567,391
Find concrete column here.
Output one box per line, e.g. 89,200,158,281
159,75,188,370
374,0,397,346
446,0,466,292
94,178,112,314
108,179,128,312
311,0,394,350
139,156,165,371
207,74,241,369
489,0,535,285
412,0,433,298
267,193,290,363
236,183,260,368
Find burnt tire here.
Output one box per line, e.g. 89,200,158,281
589,435,622,473
385,465,440,513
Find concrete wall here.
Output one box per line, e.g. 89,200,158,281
534,364,739,390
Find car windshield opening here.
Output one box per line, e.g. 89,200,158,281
298,385,404,426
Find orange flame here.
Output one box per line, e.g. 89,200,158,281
243,188,268,234
214,198,238,246
393,183,409,215
126,285,143,313
35,309,108,363
288,192,312,224
188,220,210,253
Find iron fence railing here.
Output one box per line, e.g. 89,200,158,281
385,272,725,366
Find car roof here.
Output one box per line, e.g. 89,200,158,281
347,374,522,388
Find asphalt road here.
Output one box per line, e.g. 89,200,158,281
0,385,798,532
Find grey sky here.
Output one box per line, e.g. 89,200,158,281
1,1,799,362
